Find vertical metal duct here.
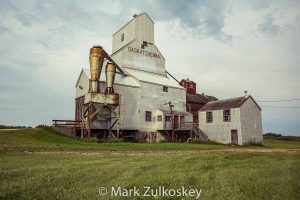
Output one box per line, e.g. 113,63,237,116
105,62,116,94
89,45,105,93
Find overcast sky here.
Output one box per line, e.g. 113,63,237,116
0,0,299,135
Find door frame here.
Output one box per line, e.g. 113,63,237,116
173,115,178,129
231,129,238,144
180,116,185,129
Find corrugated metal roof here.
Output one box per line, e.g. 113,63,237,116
199,96,261,111
206,95,218,101
187,94,217,103
124,68,184,89
82,68,140,87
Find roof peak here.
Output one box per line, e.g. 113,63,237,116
208,96,249,103
200,95,258,111
112,12,154,36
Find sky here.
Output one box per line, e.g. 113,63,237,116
0,0,299,135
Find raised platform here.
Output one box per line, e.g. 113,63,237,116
84,93,119,105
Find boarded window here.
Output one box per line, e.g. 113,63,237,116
206,112,213,123
163,86,168,92
145,111,152,121
157,115,162,121
223,109,231,122
121,33,124,42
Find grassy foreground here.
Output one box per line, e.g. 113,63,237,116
0,128,299,199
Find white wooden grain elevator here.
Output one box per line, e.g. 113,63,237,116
74,13,208,142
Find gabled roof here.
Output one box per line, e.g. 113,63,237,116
111,39,165,60
187,94,217,104
80,68,140,87
111,40,135,56
112,12,154,36
124,68,184,89
75,69,85,87
199,96,261,111
206,95,218,101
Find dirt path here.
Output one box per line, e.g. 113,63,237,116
24,148,300,157
0,129,21,131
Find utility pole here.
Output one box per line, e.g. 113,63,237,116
167,101,174,142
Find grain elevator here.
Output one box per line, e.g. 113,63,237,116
73,13,208,142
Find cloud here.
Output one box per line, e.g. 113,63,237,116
257,14,280,35
118,0,233,43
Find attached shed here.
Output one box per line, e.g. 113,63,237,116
198,96,263,145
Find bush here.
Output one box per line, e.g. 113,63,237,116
0,125,27,129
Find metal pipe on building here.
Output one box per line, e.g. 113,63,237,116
105,62,116,94
89,45,105,93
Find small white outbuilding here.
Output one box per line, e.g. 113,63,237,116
198,95,263,145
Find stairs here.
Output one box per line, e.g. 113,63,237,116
191,123,209,142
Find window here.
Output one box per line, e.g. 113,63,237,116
145,111,152,121
121,33,124,42
141,41,148,49
206,112,213,123
163,86,168,92
223,109,231,122
157,115,162,122
165,115,171,122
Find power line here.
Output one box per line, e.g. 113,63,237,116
261,106,300,108
257,98,300,102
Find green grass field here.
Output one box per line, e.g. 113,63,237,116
0,128,299,199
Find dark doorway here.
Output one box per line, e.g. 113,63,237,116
180,116,185,129
231,129,238,144
173,115,178,129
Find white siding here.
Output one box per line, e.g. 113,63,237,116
75,70,89,98
152,110,164,130
112,13,154,54
240,98,263,144
76,70,186,132
112,40,165,75
112,19,135,53
199,108,243,144
135,13,154,44
98,83,140,130
111,13,163,75
138,81,186,132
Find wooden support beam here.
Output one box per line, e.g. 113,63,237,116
90,109,100,119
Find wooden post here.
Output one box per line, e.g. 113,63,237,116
87,102,92,138
116,95,121,138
